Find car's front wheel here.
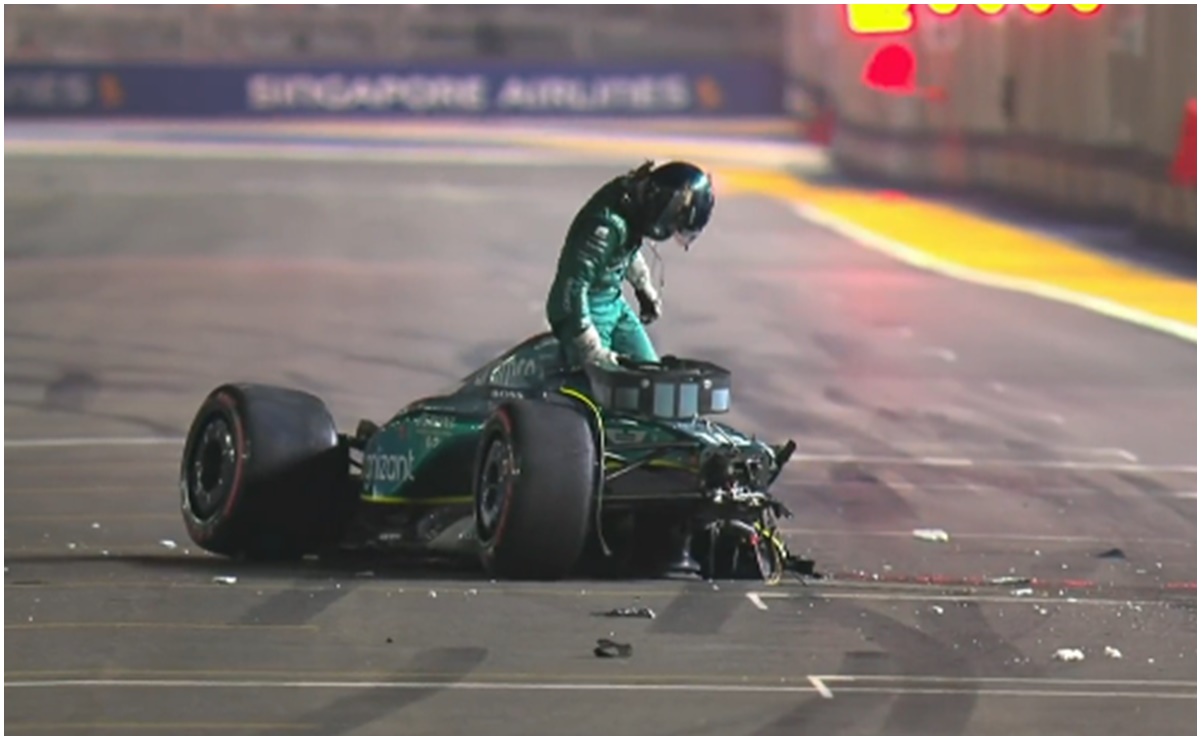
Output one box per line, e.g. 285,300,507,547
473,399,597,579
179,383,353,560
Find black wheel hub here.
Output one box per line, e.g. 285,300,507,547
187,415,237,520
476,437,512,541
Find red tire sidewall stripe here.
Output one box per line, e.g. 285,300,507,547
488,407,515,550
216,392,248,519
184,390,247,543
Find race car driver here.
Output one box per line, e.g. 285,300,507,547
545,160,716,368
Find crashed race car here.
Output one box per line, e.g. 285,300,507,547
178,332,811,582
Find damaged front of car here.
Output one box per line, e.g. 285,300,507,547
577,362,815,584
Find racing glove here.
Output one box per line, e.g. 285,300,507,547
635,288,662,325
573,324,620,367
626,250,663,325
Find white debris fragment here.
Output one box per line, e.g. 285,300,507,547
466,589,478,596
913,528,950,543
212,576,238,585
990,576,1030,586
159,539,178,550
100,550,110,557
91,523,101,530
931,605,945,615
1054,648,1085,662
429,590,438,598
1011,588,1033,597
67,542,77,550
1104,646,1123,659
1034,606,1049,616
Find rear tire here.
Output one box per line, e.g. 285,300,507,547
473,399,596,579
179,384,352,560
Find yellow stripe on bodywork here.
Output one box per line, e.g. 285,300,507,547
359,495,473,506
558,386,603,429
605,458,696,473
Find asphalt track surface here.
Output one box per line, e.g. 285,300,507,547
5,141,1197,735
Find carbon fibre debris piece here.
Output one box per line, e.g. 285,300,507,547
594,638,633,659
596,606,656,619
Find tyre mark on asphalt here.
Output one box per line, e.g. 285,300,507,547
753,647,894,735
7,399,184,438
235,584,356,627
753,600,999,735
1115,471,1199,528
296,646,488,735
648,582,743,636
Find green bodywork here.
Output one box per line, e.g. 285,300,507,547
360,333,775,506
544,175,658,364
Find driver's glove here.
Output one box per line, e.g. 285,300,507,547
635,288,662,325
572,324,620,368
627,250,662,325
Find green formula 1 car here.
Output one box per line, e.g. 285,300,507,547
178,332,811,582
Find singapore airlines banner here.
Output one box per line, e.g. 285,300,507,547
5,61,783,118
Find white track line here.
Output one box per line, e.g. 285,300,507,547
4,678,1189,700
819,675,1196,687
3,137,822,169
3,678,819,694
792,202,1198,344
827,687,1191,700
808,675,834,699
790,453,1194,474
4,140,598,166
5,437,183,449
757,591,1169,608
777,527,1197,546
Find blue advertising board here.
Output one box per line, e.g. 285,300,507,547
5,61,783,118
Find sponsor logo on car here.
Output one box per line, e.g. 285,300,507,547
364,449,417,484
490,357,540,386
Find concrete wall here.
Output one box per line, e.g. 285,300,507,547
786,5,1197,242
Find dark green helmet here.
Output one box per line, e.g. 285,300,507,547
630,161,715,249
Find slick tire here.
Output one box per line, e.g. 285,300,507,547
179,383,353,560
473,399,597,580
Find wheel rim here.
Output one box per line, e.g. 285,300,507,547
187,414,237,520
477,437,513,542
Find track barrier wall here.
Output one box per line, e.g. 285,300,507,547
783,5,1198,246
4,61,784,118
6,6,1196,245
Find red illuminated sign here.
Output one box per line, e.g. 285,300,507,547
862,42,917,94
845,4,1103,35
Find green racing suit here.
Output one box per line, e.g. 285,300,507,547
545,176,661,367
